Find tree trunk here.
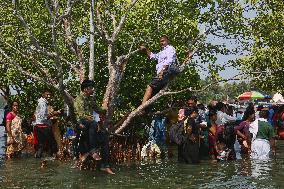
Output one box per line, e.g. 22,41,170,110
102,44,128,127
89,0,95,80
0,86,10,103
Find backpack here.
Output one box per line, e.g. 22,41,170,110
169,121,184,145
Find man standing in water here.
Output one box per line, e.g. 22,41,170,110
34,89,59,158
250,109,276,160
140,35,177,104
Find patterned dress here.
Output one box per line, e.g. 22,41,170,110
6,113,26,157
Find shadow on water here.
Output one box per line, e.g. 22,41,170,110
1,110,284,188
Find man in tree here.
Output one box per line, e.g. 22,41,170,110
140,35,177,104
74,79,115,174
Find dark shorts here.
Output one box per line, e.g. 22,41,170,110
149,70,170,94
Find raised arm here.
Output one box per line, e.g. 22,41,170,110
140,45,153,59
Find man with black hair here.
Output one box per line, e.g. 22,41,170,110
34,89,59,158
186,96,208,158
216,102,236,126
74,79,114,174
140,35,177,104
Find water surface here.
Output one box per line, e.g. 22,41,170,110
0,108,284,188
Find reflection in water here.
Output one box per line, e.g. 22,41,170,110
240,159,252,176
251,160,272,179
1,121,284,188
0,146,283,188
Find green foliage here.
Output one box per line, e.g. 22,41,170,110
198,78,253,104
236,0,284,93
0,0,257,123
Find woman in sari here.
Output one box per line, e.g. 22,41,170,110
235,106,255,157
6,101,26,159
208,110,219,160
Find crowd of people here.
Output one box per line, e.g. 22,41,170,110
1,35,283,175
142,97,283,164
1,80,115,174
1,83,284,174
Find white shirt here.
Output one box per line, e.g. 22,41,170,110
249,118,267,141
216,110,236,125
150,45,176,74
35,97,49,125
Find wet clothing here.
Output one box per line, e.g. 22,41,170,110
178,139,199,164
149,116,167,154
34,125,57,156
177,118,200,164
235,120,251,155
74,93,100,153
235,121,250,137
76,119,110,168
77,119,98,153
74,93,110,168
251,139,270,160
208,124,218,158
250,119,274,160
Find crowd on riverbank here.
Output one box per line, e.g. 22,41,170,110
1,82,283,173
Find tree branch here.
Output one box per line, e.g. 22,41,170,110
111,0,139,41
0,47,57,86
1,40,51,78
13,7,67,63
95,5,111,42
115,72,248,134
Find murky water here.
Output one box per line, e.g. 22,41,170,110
0,108,284,188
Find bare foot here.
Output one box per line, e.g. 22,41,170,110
91,152,102,161
79,153,89,163
100,167,115,175
211,159,218,164
41,160,47,168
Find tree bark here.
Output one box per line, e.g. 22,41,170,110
89,0,95,80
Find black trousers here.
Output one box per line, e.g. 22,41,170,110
77,119,110,168
36,126,57,155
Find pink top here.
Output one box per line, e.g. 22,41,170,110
6,112,16,122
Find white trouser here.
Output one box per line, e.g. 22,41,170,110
251,138,270,160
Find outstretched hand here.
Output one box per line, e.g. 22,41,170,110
139,45,147,52
187,49,194,59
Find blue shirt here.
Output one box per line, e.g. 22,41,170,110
150,45,177,74
268,109,274,126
